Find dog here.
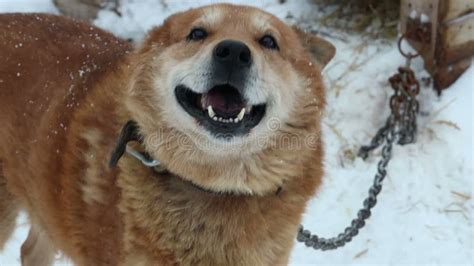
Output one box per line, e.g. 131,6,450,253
0,4,335,265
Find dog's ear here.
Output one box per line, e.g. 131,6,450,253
293,26,335,68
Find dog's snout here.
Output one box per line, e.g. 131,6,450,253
213,40,252,67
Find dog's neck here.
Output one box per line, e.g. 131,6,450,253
108,119,317,265
116,148,309,265
110,120,283,197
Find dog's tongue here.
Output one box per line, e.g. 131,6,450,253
201,86,245,117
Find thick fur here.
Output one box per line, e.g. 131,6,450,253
0,4,334,266
0,161,19,250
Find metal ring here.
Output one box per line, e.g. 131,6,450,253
398,34,420,59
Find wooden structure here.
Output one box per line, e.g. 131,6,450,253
400,0,474,92
53,0,119,22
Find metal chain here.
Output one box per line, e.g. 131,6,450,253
297,35,420,251
298,123,396,250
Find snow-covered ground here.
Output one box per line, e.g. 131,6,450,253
1,0,473,265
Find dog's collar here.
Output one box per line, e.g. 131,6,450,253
109,120,143,168
109,120,170,176
109,120,282,197
125,144,176,177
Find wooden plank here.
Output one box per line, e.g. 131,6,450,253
400,0,439,35
444,14,474,48
53,0,118,21
434,57,472,90
53,0,102,21
400,0,439,61
439,0,474,22
438,14,474,64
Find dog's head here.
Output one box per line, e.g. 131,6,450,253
126,4,335,195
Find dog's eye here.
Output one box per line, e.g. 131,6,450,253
259,35,278,50
187,28,208,41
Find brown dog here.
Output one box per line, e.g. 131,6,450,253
0,4,335,265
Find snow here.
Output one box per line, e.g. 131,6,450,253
420,13,430,23
0,0,57,13
1,0,473,265
409,10,418,19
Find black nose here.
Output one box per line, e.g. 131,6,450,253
213,40,252,67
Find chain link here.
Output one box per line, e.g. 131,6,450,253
297,36,420,251
297,124,396,251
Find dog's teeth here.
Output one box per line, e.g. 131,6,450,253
237,108,245,121
245,106,252,114
207,106,215,118
212,114,243,123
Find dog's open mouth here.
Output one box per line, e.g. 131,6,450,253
175,84,266,136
